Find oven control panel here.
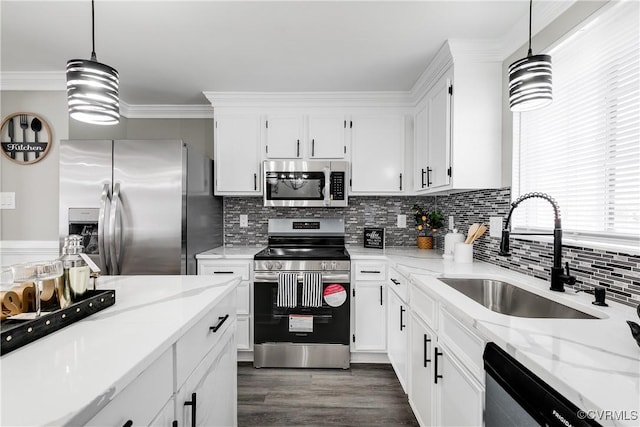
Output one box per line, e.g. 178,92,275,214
254,260,350,273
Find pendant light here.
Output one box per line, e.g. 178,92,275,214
66,0,119,125
508,0,552,112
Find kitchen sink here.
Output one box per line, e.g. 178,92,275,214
439,278,599,319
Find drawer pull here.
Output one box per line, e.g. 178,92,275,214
213,271,235,274
209,314,230,333
423,334,432,367
172,421,178,427
390,278,400,285
360,270,381,274
122,421,133,427
184,392,197,427
434,347,443,384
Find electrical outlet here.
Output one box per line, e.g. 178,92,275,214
240,214,248,228
397,214,406,228
490,216,503,238
0,192,15,209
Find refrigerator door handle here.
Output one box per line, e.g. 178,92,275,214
98,183,112,275
109,183,122,275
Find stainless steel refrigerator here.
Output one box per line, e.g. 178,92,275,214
59,139,222,275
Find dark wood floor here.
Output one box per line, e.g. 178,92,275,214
238,362,420,427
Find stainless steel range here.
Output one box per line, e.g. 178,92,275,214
253,218,351,369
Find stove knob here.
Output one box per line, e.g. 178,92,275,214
275,262,283,270
265,261,273,270
321,261,327,271
331,261,337,270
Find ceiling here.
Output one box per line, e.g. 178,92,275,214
1,0,573,107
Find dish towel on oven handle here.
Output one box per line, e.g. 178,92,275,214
277,272,298,308
302,272,323,308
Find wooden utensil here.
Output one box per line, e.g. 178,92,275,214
465,223,480,244
469,224,487,243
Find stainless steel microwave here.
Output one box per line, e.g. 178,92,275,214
263,160,348,207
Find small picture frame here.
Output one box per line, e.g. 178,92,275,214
364,227,385,249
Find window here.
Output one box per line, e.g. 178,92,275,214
512,0,639,247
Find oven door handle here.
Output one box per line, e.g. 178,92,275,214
254,272,350,283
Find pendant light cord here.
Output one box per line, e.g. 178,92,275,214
527,0,533,57
90,0,97,61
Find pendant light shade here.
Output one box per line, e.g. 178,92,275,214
66,0,119,125
508,0,552,112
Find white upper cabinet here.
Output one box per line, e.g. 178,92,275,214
412,40,502,194
214,115,262,195
350,114,406,194
265,115,304,158
308,115,347,159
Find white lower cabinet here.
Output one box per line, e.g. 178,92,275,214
197,259,253,352
149,396,176,427
408,312,435,427
353,282,386,351
387,287,408,393
436,342,484,427
408,280,485,427
178,324,237,427
86,347,174,427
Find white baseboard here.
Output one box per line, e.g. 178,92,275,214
0,240,59,266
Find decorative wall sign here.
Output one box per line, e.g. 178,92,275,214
0,112,53,165
364,227,385,249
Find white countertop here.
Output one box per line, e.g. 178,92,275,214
358,248,640,427
196,246,264,259
0,275,240,426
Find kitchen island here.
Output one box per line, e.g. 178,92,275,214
1,274,240,426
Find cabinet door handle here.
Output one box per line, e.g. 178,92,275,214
360,270,380,274
312,139,315,157
390,278,400,285
426,167,433,187
254,173,257,191
122,421,133,427
421,168,426,188
379,285,383,306
434,347,443,384
172,421,178,427
399,173,403,191
209,314,230,333
400,306,406,331
184,392,197,427
423,334,432,367
297,140,300,157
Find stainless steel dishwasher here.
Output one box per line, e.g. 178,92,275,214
483,342,601,427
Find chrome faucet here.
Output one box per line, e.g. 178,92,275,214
499,192,576,292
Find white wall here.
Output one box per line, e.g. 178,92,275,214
1,91,213,265
1,91,69,242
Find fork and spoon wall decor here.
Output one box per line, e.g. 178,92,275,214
0,112,52,164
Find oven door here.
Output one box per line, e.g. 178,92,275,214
254,274,350,345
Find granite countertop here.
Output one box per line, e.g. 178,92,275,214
0,275,240,426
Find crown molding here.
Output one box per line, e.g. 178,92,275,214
0,71,65,91
121,103,213,119
203,91,413,109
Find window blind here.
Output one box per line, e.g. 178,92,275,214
512,0,639,244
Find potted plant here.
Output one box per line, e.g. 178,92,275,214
412,204,444,249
